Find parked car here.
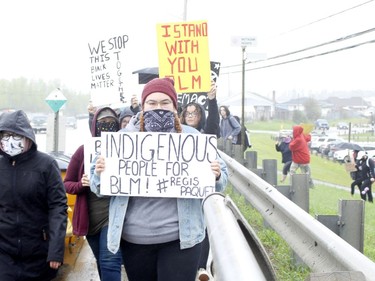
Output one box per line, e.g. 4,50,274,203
30,114,48,134
337,122,349,130
65,116,77,129
319,140,345,157
310,136,343,152
315,119,329,130
333,145,375,162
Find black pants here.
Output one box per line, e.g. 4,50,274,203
120,239,201,281
351,178,362,195
197,231,210,269
361,178,373,202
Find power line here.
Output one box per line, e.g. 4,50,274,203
224,38,375,74
221,0,375,72
221,26,375,74
277,0,374,36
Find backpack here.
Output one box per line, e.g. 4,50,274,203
229,115,252,148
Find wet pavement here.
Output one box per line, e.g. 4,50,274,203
53,237,128,281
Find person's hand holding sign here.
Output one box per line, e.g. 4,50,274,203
207,80,217,100
81,174,90,187
95,155,106,175
211,159,221,180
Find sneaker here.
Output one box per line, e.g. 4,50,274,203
362,187,369,195
197,268,210,281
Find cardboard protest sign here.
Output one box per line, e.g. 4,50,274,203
157,20,211,93
100,132,217,199
84,137,102,176
178,61,220,111
88,35,129,106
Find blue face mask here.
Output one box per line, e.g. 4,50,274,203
143,109,175,132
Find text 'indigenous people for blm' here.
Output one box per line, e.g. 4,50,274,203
100,132,217,199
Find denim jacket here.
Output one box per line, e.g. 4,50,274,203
90,121,228,254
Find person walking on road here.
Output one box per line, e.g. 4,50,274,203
275,135,292,183
0,110,67,281
64,107,123,281
289,125,313,187
357,152,375,203
91,77,228,281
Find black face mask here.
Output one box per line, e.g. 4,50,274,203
95,121,119,137
143,109,175,132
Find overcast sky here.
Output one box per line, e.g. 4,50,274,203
1,0,374,103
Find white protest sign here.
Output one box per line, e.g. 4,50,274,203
88,35,129,106
84,137,102,175
100,132,217,199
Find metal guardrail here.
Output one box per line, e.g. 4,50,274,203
203,193,277,281
219,150,375,281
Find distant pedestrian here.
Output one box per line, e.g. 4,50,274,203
0,110,67,281
219,106,241,144
357,153,374,203
275,136,292,183
289,125,313,187
350,150,362,196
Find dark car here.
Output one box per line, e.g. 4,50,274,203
315,119,329,130
30,114,48,134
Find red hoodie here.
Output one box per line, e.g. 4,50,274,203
289,125,311,164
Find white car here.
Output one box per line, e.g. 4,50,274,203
310,136,344,152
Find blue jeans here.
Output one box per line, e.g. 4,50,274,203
86,225,122,281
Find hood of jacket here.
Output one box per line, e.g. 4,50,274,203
181,103,207,132
90,107,119,137
119,106,134,124
0,110,37,152
292,125,304,139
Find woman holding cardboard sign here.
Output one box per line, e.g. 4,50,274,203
91,77,228,281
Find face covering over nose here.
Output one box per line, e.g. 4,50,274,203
1,136,25,156
143,109,175,132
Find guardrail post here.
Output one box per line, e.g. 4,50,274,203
262,159,277,186
290,174,309,212
338,199,364,252
244,151,257,169
316,200,364,253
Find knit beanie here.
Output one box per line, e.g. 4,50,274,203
141,78,178,109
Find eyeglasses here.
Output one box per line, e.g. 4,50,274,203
144,99,173,109
1,132,23,141
184,111,198,118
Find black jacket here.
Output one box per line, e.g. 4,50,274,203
0,110,67,276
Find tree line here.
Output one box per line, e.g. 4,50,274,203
0,77,90,117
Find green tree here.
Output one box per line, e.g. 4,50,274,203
303,97,321,121
292,110,307,124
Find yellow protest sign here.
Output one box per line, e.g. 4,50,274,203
300,123,314,135
156,20,211,93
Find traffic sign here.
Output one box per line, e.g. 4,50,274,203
231,36,257,47
45,89,67,112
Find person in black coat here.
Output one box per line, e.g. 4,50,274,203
357,153,375,202
180,81,220,137
275,136,292,183
0,110,67,281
